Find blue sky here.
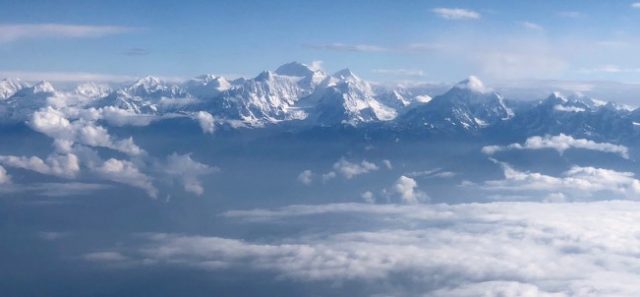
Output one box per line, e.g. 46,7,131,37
2,0,640,84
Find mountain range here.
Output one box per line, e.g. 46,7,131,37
2,61,640,142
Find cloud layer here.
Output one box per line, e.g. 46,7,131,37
88,201,640,296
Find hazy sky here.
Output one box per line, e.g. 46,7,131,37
2,0,640,84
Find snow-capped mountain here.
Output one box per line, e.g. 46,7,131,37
298,68,396,126
1,62,640,142
396,76,513,133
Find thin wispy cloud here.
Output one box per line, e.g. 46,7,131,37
372,69,425,77
579,64,640,74
305,43,388,52
0,70,183,83
0,23,137,43
556,11,585,18
521,21,543,31
432,8,481,20
305,42,441,53
122,47,150,56
632,2,640,8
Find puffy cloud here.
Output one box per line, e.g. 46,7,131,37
432,8,480,20
194,111,215,134
164,153,217,195
382,159,392,169
321,171,336,183
97,106,156,127
332,158,379,179
482,134,629,159
93,158,157,198
29,107,144,156
392,176,428,204
0,165,11,184
93,201,640,296
0,153,80,178
482,161,640,199
361,191,375,203
297,170,313,185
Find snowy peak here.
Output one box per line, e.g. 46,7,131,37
124,76,185,99
333,68,358,81
275,62,316,78
0,78,27,100
453,76,490,93
184,74,231,98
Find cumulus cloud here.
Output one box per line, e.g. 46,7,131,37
91,201,640,296
482,161,640,200
361,191,375,203
0,153,80,178
297,170,313,185
482,134,629,159
432,8,480,20
0,165,11,184
332,158,379,179
29,107,145,156
164,153,217,195
93,158,157,198
194,111,215,134
391,176,428,204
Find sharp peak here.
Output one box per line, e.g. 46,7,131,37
333,68,358,79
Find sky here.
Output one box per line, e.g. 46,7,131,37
2,0,640,85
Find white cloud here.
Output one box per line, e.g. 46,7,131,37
297,170,313,185
29,107,145,156
84,251,129,262
309,60,324,71
521,21,543,31
0,153,80,178
482,162,640,199
632,2,640,8
553,105,586,112
392,176,428,204
361,191,375,203
194,111,215,134
321,171,336,183
94,201,640,296
382,159,392,170
0,165,11,184
432,8,480,20
482,134,629,158
164,153,217,195
332,158,379,179
0,23,136,43
93,158,157,198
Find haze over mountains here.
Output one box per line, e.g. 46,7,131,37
2,61,640,143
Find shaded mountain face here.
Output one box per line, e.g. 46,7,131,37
1,62,640,141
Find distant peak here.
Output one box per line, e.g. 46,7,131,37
32,81,55,93
453,76,489,93
275,61,315,77
255,70,274,81
333,68,358,80
547,91,567,102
